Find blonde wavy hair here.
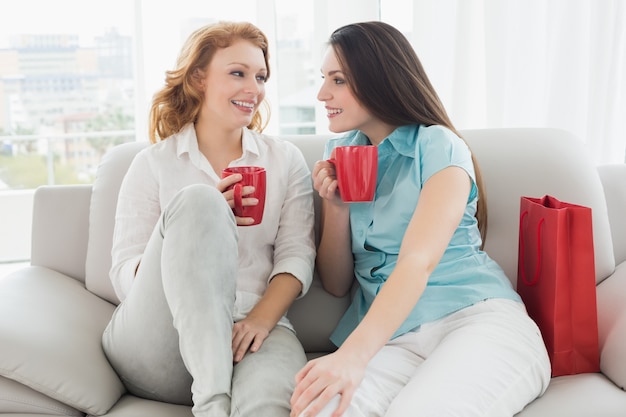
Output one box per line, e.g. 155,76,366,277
148,21,271,143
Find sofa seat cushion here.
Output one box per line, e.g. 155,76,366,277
516,373,626,416
0,267,124,415
0,375,83,416
101,394,192,417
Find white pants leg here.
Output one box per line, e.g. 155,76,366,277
232,326,307,417
103,184,238,417
307,298,551,417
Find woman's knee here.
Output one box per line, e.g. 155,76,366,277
164,184,235,230
176,184,228,213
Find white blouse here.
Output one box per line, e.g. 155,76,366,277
110,123,316,329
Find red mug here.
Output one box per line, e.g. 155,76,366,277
327,145,378,202
221,166,266,225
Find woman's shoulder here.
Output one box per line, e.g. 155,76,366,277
417,124,461,143
415,124,469,154
138,126,190,160
130,140,172,170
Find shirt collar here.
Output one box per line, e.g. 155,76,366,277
378,124,420,157
175,123,198,159
241,127,261,158
174,123,260,160
348,130,372,146
344,125,420,157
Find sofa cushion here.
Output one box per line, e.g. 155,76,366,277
31,184,92,283
0,376,82,416
0,267,124,415
288,273,349,353
462,128,615,286
85,141,149,305
598,163,626,265
101,394,192,417
597,261,626,390
516,373,626,416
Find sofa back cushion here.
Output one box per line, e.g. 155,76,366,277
82,129,615,354
85,141,149,304
463,128,615,286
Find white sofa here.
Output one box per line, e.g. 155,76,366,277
1,128,625,416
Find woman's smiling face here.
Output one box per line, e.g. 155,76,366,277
317,46,378,138
198,39,267,130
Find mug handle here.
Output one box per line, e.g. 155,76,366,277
233,183,244,216
327,147,337,164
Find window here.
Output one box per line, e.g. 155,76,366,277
0,0,136,264
0,0,384,193
0,0,381,264
0,0,135,190
0,0,624,265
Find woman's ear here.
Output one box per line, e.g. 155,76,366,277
192,68,206,91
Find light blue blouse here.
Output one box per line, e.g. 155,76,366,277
325,124,521,347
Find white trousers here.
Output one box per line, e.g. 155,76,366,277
307,298,551,417
102,184,306,417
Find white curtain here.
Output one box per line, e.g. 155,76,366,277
409,0,626,164
133,0,626,164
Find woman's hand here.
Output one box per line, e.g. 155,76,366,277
290,349,367,417
312,160,344,206
231,315,271,363
232,274,302,363
217,174,258,226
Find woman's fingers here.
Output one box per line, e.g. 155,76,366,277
312,162,341,204
218,173,242,192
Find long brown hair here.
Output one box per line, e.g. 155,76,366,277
328,21,488,244
148,21,271,143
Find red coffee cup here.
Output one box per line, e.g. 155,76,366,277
327,145,377,202
221,166,266,225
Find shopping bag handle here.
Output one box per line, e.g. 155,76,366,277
519,210,544,286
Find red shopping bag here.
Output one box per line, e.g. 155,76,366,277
517,195,600,377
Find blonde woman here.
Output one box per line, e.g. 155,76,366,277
102,21,315,417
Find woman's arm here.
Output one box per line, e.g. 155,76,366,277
312,160,354,297
232,144,316,362
270,144,317,296
232,272,303,362
339,165,471,359
291,165,472,417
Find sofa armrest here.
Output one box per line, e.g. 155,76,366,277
598,164,626,265
597,262,626,390
0,267,124,415
596,163,626,390
31,184,92,283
